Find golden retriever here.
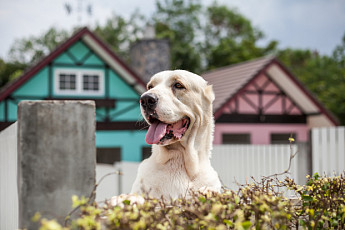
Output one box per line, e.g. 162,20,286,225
131,70,221,199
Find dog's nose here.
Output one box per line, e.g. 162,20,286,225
140,93,158,111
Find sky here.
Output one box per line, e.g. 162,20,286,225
0,0,345,61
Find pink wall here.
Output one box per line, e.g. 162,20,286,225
214,123,309,144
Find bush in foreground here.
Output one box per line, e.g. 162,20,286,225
38,173,345,230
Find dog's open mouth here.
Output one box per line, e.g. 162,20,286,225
145,116,190,145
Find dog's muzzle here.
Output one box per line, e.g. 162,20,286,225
140,93,158,116
140,92,190,145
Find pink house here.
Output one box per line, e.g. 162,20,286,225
202,56,339,145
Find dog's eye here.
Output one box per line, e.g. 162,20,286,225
173,82,185,89
147,85,153,90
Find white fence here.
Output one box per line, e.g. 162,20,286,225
211,144,309,190
312,126,345,176
0,123,18,230
95,144,309,199
96,162,139,202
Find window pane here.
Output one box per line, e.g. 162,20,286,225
222,134,251,144
93,75,99,82
83,80,89,90
70,82,76,90
97,148,121,164
94,82,99,90
60,82,66,90
271,133,296,144
142,147,152,161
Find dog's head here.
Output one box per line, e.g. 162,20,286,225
140,70,215,146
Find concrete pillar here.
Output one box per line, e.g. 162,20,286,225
17,101,96,229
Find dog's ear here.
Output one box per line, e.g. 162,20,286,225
203,85,215,103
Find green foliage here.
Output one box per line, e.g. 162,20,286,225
8,27,70,65
285,173,345,229
37,173,345,229
0,58,27,87
277,47,345,125
332,33,345,68
94,11,146,63
204,2,278,69
154,0,203,73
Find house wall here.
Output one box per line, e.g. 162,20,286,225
96,130,149,162
0,40,147,162
214,123,309,144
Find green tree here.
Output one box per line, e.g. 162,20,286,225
0,59,27,88
8,27,70,65
332,32,345,68
153,0,203,73
204,2,277,69
94,11,146,62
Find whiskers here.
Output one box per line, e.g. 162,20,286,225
136,114,149,130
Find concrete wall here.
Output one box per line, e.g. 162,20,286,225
17,101,96,229
0,122,18,230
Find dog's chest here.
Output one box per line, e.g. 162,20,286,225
165,157,188,179
147,156,191,198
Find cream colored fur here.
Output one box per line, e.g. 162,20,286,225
131,70,221,200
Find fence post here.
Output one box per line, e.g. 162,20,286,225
17,101,96,229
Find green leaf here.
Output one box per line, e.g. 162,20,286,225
199,196,206,203
302,195,313,202
224,219,233,227
122,199,131,205
241,220,252,229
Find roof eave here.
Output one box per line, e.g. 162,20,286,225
213,57,275,119
0,27,146,101
271,59,340,126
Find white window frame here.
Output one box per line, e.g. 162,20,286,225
54,69,104,96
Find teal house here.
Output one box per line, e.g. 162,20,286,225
0,28,151,163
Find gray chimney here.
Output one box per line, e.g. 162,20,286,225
130,26,170,83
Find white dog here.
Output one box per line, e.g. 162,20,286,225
131,70,221,200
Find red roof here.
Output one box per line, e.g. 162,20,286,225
202,56,339,126
0,27,146,101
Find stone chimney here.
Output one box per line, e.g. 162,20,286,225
130,25,170,83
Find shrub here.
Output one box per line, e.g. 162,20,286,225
38,173,345,230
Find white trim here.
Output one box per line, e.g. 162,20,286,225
267,64,319,113
54,68,105,96
82,35,146,94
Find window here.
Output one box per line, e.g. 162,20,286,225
97,148,121,165
271,133,296,144
222,134,251,144
142,147,152,161
54,69,104,96
83,74,99,91
59,73,76,90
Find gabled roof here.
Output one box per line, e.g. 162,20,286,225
202,56,339,126
0,27,146,101
202,56,274,114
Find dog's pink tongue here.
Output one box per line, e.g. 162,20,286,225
145,120,168,145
